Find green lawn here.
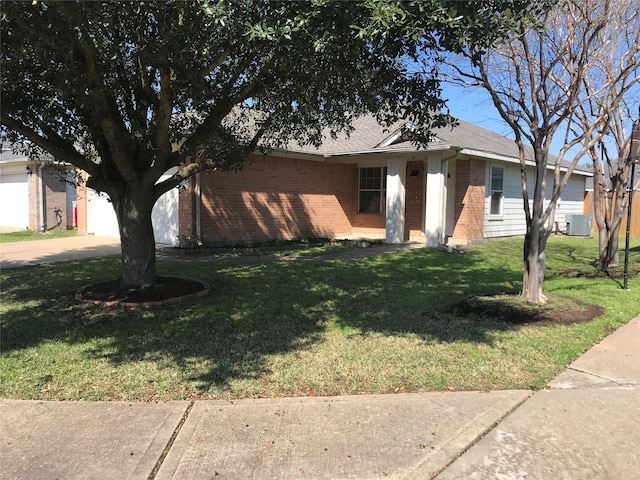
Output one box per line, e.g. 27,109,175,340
0,229,78,243
1,236,638,401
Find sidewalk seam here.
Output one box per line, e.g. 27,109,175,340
431,391,534,479
564,366,629,386
147,401,195,480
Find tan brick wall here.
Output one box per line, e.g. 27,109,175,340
197,154,357,244
452,158,485,241
352,213,385,233
27,169,39,230
75,170,88,233
41,166,68,230
26,165,69,231
178,176,196,238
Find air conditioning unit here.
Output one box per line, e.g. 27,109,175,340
566,214,592,236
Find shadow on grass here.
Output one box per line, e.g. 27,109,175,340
1,249,529,396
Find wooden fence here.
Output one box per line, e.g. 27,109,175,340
583,191,640,237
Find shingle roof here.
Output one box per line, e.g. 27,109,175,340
286,115,521,155
0,146,29,163
0,144,54,164
286,114,592,175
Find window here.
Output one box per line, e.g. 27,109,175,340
490,166,504,216
358,167,387,214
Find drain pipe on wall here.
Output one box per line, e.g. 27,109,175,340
38,161,46,231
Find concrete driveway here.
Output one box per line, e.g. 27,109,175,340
0,235,121,269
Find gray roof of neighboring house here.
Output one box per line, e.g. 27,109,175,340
0,144,54,164
585,169,640,191
0,146,29,163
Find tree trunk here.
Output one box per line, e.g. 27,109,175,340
593,170,620,270
599,222,622,269
522,150,549,304
112,188,157,288
522,222,548,304
598,226,611,269
606,228,621,267
595,189,626,270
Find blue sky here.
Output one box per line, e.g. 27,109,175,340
440,82,583,161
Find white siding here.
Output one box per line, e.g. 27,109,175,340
484,163,587,239
548,174,586,232
484,162,527,238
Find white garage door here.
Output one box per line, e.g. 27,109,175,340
0,173,29,229
87,189,120,239
152,185,179,245
87,170,178,245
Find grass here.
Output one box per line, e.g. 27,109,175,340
1,236,639,401
0,229,77,243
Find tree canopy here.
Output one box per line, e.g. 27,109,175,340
1,0,543,286
440,0,637,302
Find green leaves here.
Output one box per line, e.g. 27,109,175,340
1,0,545,191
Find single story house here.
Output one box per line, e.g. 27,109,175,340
75,115,592,247
0,144,76,231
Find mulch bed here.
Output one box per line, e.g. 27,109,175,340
76,275,209,308
556,267,640,279
451,295,604,327
168,238,382,256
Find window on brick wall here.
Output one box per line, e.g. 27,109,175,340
490,166,504,216
358,167,387,214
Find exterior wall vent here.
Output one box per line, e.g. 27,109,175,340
566,214,592,236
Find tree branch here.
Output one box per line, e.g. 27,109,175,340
199,50,231,78
1,115,94,174
55,2,138,182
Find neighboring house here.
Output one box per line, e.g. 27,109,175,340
0,144,76,231
75,115,592,247
584,165,640,237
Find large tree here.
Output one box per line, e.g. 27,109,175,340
2,0,537,288
566,0,640,270
444,0,624,303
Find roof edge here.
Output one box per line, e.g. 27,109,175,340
460,148,593,177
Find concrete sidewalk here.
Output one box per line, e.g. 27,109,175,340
1,316,638,479
438,315,640,480
0,235,121,269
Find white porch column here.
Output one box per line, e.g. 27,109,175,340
385,158,407,244
424,156,445,247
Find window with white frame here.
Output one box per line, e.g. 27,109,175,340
358,167,387,214
490,166,504,216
